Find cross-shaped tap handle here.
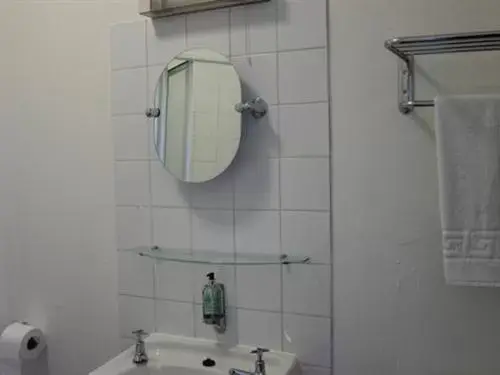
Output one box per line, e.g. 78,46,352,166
132,329,148,341
251,348,270,360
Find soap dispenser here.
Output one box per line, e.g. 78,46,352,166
202,272,226,332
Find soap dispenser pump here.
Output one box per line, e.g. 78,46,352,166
202,272,226,333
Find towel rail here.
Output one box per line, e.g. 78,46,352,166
384,30,500,114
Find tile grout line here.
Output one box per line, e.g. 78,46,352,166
274,0,286,353
324,0,335,371
232,149,239,340
120,293,333,319
228,4,240,345
184,14,188,47
236,45,328,57
117,205,331,214
115,153,330,160
144,20,159,334
231,3,239,334
112,46,327,73
114,154,331,163
183,14,198,338
111,100,330,118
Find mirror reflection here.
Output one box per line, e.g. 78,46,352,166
152,48,242,183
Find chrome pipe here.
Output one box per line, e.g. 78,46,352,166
388,30,500,45
398,44,500,55
411,100,435,107
384,39,410,61
385,31,500,57
399,100,435,114
395,38,500,48
396,36,500,45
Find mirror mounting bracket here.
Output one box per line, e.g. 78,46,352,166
235,97,268,119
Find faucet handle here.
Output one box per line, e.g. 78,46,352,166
251,348,269,375
132,329,148,341
251,347,270,360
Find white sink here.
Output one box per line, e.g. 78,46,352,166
90,334,301,375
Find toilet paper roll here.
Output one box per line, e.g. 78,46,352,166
0,322,46,361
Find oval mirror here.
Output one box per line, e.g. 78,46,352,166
151,48,242,183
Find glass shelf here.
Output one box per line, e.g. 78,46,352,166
119,246,311,266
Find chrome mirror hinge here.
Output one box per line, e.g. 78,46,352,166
235,97,268,119
145,108,161,118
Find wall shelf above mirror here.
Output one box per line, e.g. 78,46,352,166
119,247,311,266
139,0,270,19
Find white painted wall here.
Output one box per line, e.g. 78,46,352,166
0,1,142,374
0,0,18,332
330,1,500,374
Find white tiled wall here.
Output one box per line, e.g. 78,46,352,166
111,0,331,372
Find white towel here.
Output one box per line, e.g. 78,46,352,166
436,95,500,286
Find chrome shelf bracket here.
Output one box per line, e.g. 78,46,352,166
398,56,415,115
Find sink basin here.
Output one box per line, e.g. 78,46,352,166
90,334,301,375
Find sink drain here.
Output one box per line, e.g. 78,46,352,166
202,358,216,368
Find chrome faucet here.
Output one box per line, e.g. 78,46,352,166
229,348,269,375
132,329,149,365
